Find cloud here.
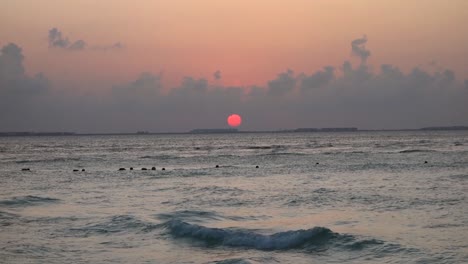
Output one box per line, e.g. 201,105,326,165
300,66,335,92
0,43,25,81
0,43,50,131
0,43,48,94
112,72,162,101
48,28,70,48
92,42,124,51
68,40,87,50
48,28,86,50
1,39,467,133
267,69,296,96
213,70,221,80
351,35,371,64
48,28,122,51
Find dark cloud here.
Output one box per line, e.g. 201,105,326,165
68,40,87,50
0,43,50,131
48,28,121,51
0,43,48,94
300,66,335,92
351,35,371,64
48,28,85,51
267,69,296,96
48,28,70,48
0,43,25,81
1,40,467,133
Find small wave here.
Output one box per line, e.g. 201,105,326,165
246,146,274,150
448,174,468,180
264,152,307,157
313,188,335,194
139,154,177,160
0,210,19,219
70,215,159,236
197,186,246,196
165,220,335,250
157,210,263,223
1,243,56,257
345,238,384,250
0,211,20,226
209,258,253,264
15,157,81,163
245,145,286,150
157,210,222,222
0,196,60,207
424,223,463,229
28,215,82,224
194,146,214,151
399,149,434,153
311,143,334,148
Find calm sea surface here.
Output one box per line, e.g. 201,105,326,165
0,131,467,263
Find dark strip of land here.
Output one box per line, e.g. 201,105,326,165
0,126,467,137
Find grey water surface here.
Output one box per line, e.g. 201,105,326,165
0,131,467,263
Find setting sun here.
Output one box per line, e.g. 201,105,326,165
227,114,242,127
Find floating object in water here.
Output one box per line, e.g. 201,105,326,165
73,169,79,172
215,165,219,168
119,168,126,171
424,161,428,164
316,162,319,165
162,168,166,171
151,167,156,170
21,168,30,171
255,165,259,168
141,168,147,171
82,169,85,172
130,167,133,170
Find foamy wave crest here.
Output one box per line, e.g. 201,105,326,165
165,220,334,250
0,196,60,207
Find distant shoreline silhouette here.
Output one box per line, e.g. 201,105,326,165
0,126,467,137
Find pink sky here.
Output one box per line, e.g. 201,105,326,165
1,1,468,132
1,0,467,90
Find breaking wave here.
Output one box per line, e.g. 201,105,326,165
163,219,384,251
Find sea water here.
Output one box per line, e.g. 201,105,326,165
0,131,467,263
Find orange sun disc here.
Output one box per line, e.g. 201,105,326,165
227,114,242,127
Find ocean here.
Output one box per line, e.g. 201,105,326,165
0,131,467,263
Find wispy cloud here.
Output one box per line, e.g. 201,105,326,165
351,35,371,64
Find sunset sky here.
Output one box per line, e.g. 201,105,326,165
1,0,468,132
